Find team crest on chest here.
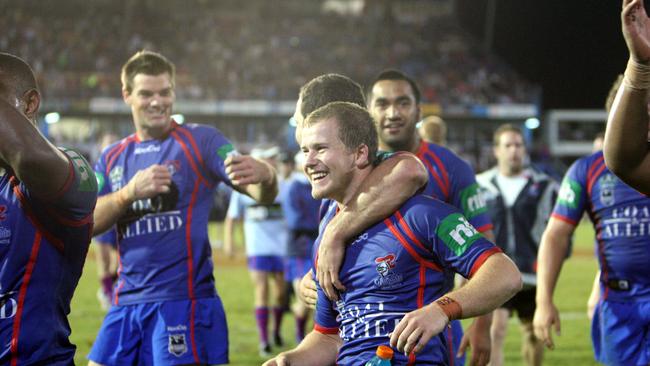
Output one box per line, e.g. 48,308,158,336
373,254,403,289
168,333,188,357
599,173,617,207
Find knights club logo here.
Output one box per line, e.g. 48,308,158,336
375,254,396,277
373,253,403,289
599,173,617,207
168,334,188,357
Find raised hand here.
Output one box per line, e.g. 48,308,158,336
623,0,650,62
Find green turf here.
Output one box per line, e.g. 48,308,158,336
70,221,600,365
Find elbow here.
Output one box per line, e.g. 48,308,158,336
401,155,428,190
504,262,523,299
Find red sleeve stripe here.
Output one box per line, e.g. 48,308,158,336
175,125,205,167
106,136,136,173
425,150,450,196
468,246,502,278
113,248,124,305
314,323,339,334
417,265,426,308
587,163,606,197
10,232,42,366
171,131,210,188
475,223,493,233
395,211,430,254
384,218,442,272
551,213,578,226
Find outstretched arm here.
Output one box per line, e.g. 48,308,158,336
262,331,341,366
532,217,575,350
226,155,278,204
605,0,650,192
316,152,428,300
390,253,521,356
0,97,69,199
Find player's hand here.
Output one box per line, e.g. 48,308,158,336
457,315,491,366
262,353,291,366
622,0,650,63
225,155,274,186
390,302,448,355
125,164,172,202
532,301,561,350
298,270,317,309
316,226,347,301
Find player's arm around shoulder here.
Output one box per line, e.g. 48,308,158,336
315,151,427,300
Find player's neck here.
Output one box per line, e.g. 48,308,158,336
335,166,373,209
136,124,173,141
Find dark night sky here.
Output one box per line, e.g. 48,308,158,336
456,0,629,111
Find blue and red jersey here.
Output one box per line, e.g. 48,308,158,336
552,150,650,301
415,141,492,234
0,148,96,365
280,172,320,258
94,122,236,305
313,195,501,365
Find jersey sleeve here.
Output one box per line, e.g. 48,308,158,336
94,148,112,198
551,158,588,226
410,198,500,279
201,127,238,187
313,282,340,334
42,148,97,220
447,153,492,233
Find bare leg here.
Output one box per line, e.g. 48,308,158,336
489,308,510,366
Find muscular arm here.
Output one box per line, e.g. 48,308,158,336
604,0,650,193
604,84,650,192
532,217,576,349
262,331,341,366
391,253,521,354
317,152,428,299
0,98,69,199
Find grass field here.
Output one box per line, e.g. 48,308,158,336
69,221,599,365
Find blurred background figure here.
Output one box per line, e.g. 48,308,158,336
280,151,320,344
225,146,288,356
418,115,447,146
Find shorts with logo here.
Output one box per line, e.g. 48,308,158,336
247,255,284,272
592,298,650,365
88,297,228,365
284,256,313,281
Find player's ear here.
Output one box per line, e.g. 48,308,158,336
22,89,40,121
355,144,371,168
122,87,131,104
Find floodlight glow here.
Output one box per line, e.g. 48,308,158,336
525,117,540,130
45,112,60,124
172,114,185,124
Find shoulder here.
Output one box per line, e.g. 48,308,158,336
400,194,456,219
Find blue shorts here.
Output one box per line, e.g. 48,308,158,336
284,256,313,281
592,299,650,365
88,297,229,365
247,255,284,272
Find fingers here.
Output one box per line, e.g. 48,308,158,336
317,269,339,301
298,271,318,308
471,349,490,366
226,156,272,186
457,333,469,355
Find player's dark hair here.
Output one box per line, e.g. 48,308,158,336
299,74,366,117
493,123,524,146
304,102,378,163
121,50,176,93
368,69,421,105
0,52,39,99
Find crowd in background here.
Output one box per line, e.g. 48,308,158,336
1,0,539,108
